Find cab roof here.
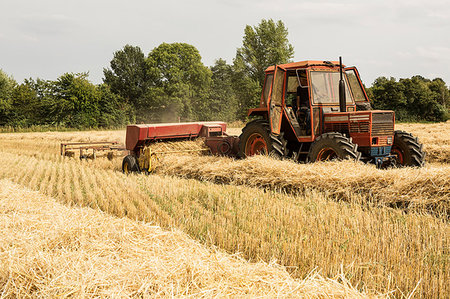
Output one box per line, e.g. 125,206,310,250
265,60,343,72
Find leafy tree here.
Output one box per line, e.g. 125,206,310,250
97,84,134,127
235,19,294,87
207,59,239,121
370,77,407,115
145,42,212,122
400,76,434,119
0,69,16,125
8,82,40,126
232,19,294,119
48,73,100,128
7,75,133,128
429,78,450,109
369,76,449,122
103,45,149,114
21,78,56,125
231,65,261,120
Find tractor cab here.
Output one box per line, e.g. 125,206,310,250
248,60,373,141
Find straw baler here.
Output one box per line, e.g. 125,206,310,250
122,122,239,173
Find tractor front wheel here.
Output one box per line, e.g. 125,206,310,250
307,132,361,162
238,120,287,158
122,155,140,174
391,131,425,167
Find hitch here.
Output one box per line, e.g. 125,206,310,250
374,155,396,169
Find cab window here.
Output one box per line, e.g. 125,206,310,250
262,74,273,105
345,69,367,102
285,72,299,107
310,71,353,104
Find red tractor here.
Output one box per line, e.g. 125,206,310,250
122,58,425,173
238,58,425,167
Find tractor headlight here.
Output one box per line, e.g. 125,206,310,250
387,136,393,145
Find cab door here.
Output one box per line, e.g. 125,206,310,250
268,66,286,134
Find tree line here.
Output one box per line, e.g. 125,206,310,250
368,76,449,122
0,19,448,129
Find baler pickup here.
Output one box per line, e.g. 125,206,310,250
61,142,126,160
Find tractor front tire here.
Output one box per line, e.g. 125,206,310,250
391,130,425,167
307,132,361,162
122,155,140,174
238,120,287,158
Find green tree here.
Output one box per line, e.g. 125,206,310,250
235,19,294,87
49,73,100,128
8,82,40,127
232,19,294,120
231,66,261,120
145,42,212,122
97,84,134,127
0,69,16,125
103,45,149,114
429,78,450,109
428,78,450,121
207,59,239,121
370,76,407,113
399,76,434,119
22,78,55,125
369,76,449,122
9,76,133,128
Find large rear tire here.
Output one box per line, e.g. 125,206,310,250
238,119,287,158
307,132,361,162
122,155,140,174
391,130,425,167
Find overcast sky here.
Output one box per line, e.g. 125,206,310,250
1,0,449,86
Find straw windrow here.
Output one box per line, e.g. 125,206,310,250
156,155,450,218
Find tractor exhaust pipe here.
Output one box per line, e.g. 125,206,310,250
339,56,346,112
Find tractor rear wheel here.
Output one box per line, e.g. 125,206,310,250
307,132,361,162
238,119,287,158
122,155,140,174
391,130,425,167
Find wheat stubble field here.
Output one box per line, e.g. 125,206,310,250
0,122,449,298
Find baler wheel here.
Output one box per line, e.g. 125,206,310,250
391,130,425,167
238,119,287,158
217,140,232,156
307,132,361,162
122,155,140,174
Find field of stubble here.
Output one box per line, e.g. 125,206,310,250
0,122,448,298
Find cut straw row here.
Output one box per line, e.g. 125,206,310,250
156,154,450,218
